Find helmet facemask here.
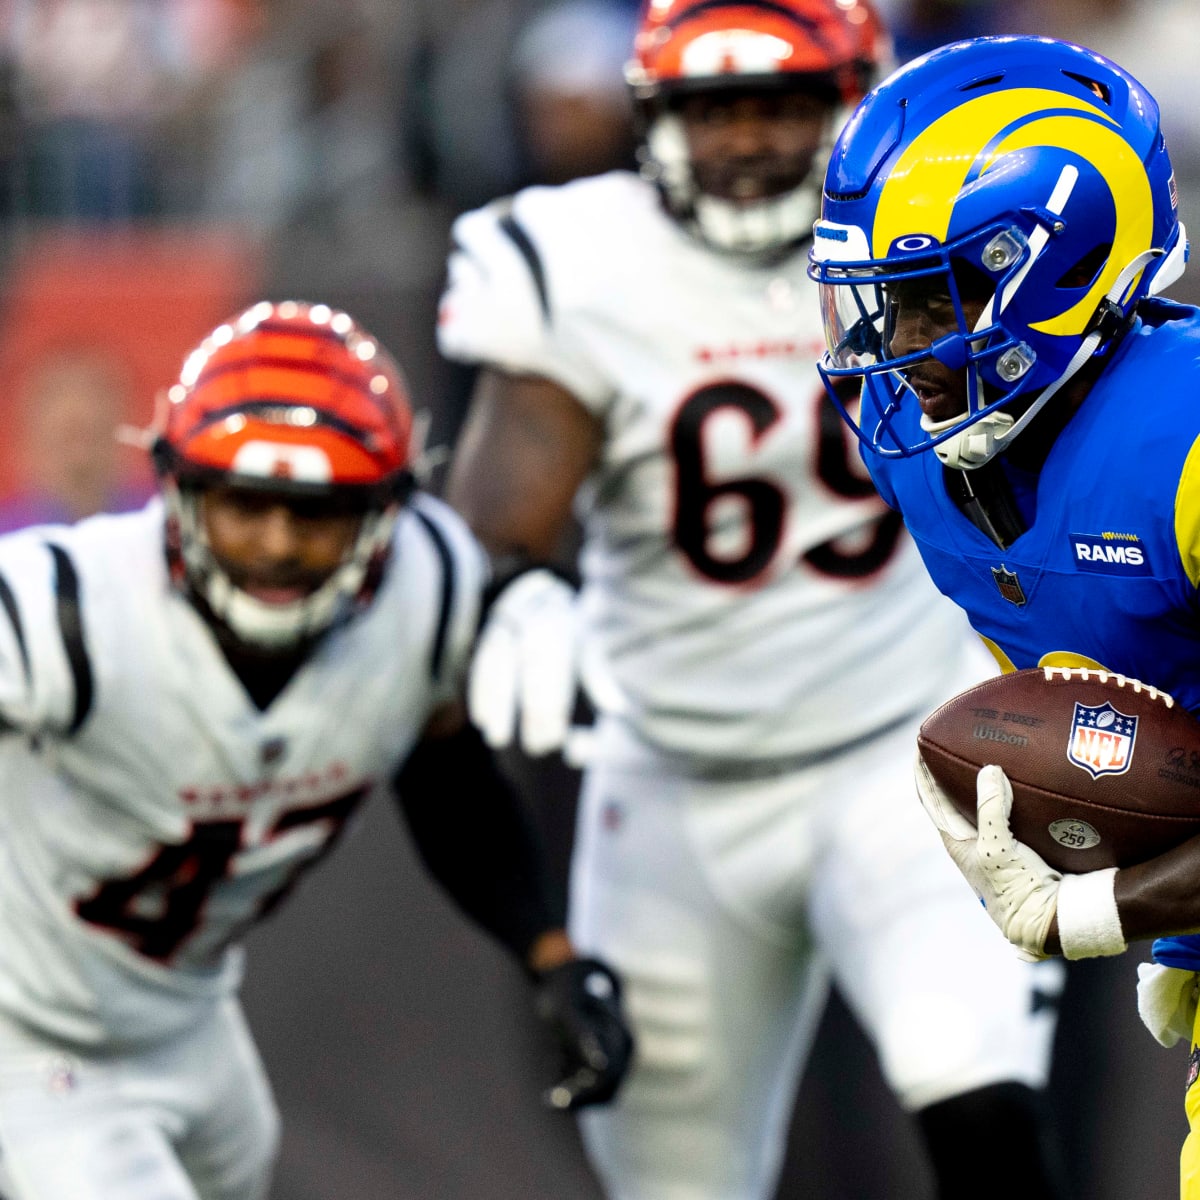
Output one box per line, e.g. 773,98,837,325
161,474,404,653
639,86,834,260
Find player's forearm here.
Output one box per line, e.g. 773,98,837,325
1112,836,1200,942
445,368,600,562
393,720,561,966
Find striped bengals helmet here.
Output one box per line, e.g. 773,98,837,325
626,0,887,257
153,300,415,650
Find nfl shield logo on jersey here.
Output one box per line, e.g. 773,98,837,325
1067,701,1138,778
991,565,1026,606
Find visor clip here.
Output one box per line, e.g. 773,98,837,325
1020,205,1067,236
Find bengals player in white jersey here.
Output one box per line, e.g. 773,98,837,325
0,301,632,1200
437,2,1072,1197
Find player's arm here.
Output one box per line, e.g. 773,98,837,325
1107,840,1200,944
392,699,633,1108
445,369,604,755
445,367,603,564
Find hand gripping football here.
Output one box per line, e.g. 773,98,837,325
917,667,1200,872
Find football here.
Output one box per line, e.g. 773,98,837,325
917,666,1200,872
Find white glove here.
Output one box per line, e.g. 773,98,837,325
1137,962,1200,1048
972,765,1063,961
468,569,579,757
915,753,986,897
916,761,1126,963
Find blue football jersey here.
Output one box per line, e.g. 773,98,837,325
868,299,1200,714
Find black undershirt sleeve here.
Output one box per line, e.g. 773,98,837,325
392,721,560,966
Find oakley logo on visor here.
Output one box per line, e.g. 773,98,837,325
889,234,939,254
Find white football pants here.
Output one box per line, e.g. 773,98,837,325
0,997,279,1200
570,710,1064,1200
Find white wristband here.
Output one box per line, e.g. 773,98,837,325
1056,868,1126,960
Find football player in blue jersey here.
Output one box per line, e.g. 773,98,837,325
807,33,1200,1197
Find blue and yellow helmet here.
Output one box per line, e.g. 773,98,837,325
808,36,1187,468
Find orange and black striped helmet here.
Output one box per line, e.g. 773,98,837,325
153,300,414,506
626,0,884,106
625,0,889,257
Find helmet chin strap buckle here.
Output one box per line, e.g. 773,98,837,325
933,410,1016,470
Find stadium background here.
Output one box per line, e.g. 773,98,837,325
0,0,1195,1195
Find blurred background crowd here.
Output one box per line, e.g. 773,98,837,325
0,0,1195,1197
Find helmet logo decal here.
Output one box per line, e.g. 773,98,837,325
873,87,1154,336
231,441,334,483
679,29,794,76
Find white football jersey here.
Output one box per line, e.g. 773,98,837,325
439,171,976,760
0,495,484,1045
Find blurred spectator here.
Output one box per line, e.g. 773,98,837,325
0,344,151,532
2,0,262,222
403,0,639,212
509,0,638,187
872,0,998,61
202,3,402,238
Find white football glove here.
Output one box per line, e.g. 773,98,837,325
468,569,579,757
1137,962,1200,1049
915,760,1126,962
915,753,986,898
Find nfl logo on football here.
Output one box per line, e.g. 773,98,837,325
1066,701,1138,778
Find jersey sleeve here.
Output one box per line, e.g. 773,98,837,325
407,494,490,708
1174,430,1200,590
0,531,89,735
436,195,614,408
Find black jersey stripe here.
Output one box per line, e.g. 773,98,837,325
497,211,552,325
0,571,31,689
46,544,94,735
0,570,29,733
411,506,457,683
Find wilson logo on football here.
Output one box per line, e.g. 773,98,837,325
1066,701,1138,778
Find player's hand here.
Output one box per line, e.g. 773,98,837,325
915,753,986,897
1137,961,1200,1048
534,957,634,1111
972,765,1062,961
468,569,579,757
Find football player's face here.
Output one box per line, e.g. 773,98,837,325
201,486,362,605
883,269,992,423
679,87,833,204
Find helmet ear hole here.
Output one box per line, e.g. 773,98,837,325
150,437,174,478
1054,243,1112,290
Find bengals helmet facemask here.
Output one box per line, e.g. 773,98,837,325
152,300,415,650
627,0,887,259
